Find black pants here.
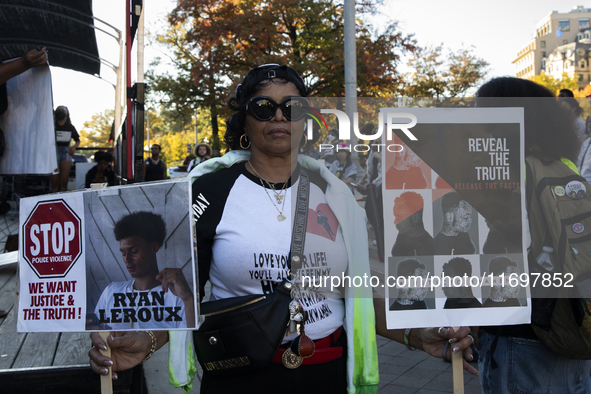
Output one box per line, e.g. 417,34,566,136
200,330,348,394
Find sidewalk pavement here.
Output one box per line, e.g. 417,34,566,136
143,331,482,394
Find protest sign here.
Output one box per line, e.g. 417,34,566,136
382,108,530,329
17,179,197,332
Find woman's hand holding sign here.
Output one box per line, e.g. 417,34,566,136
418,326,478,375
89,331,168,379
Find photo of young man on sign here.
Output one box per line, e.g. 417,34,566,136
91,211,194,329
84,181,196,331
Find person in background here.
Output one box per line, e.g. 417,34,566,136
182,153,195,167
475,77,590,394
85,151,115,188
0,48,47,85
584,93,591,137
143,144,168,182
579,131,591,182
359,124,384,254
50,105,80,193
319,128,340,167
560,96,586,137
186,143,213,172
329,143,357,193
557,88,574,98
558,95,591,182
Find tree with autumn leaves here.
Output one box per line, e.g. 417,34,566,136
142,1,490,154
149,0,419,152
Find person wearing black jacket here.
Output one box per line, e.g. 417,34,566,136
85,151,115,188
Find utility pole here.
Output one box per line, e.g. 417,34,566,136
344,0,360,172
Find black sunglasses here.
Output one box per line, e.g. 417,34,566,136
245,96,308,121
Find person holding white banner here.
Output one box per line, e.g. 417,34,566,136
0,47,47,85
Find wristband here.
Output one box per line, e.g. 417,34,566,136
404,328,415,351
141,331,157,364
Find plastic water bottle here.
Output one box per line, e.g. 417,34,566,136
536,246,555,271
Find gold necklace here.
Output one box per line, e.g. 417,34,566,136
248,160,289,221
248,161,289,204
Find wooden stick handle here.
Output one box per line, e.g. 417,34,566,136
451,326,464,394
98,332,113,394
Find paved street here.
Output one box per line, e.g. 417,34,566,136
143,329,482,393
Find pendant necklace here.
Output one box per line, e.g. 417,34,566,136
248,160,288,204
248,160,289,221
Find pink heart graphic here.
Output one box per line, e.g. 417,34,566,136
307,203,339,242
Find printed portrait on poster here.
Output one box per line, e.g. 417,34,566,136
382,108,530,329
388,256,435,310
84,181,196,330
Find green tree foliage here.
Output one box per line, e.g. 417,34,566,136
157,129,195,165
405,45,489,98
529,72,579,96
79,109,114,147
144,106,225,165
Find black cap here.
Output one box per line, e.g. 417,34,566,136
235,64,306,100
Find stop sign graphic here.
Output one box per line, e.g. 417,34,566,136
22,199,82,278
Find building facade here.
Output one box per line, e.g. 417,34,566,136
514,5,591,88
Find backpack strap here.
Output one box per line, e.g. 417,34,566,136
525,158,534,214
579,140,591,173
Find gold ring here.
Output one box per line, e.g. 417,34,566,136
468,334,474,344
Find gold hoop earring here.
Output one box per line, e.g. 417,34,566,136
300,133,308,148
240,134,251,149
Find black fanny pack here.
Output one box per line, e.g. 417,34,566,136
193,168,310,377
194,280,293,376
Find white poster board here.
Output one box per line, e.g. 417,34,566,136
382,108,530,329
17,179,198,332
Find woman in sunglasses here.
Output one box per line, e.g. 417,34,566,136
89,64,477,393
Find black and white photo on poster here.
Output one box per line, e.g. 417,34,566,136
84,180,197,331
382,108,530,329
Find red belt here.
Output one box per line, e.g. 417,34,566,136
271,327,343,365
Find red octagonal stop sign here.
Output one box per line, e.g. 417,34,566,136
22,199,82,278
